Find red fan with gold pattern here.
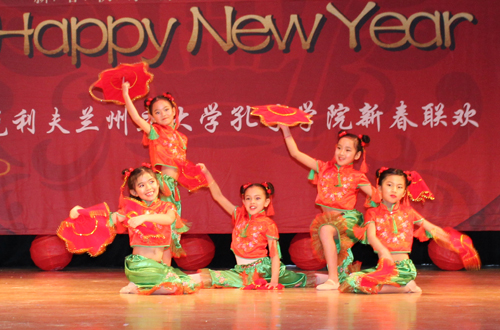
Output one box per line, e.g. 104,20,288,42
250,104,313,127
89,62,154,105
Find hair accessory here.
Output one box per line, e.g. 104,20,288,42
119,167,135,209
242,182,252,191
339,131,348,138
142,163,152,169
379,167,389,174
376,167,389,185
145,98,153,107
358,134,367,147
261,182,271,195
163,93,174,102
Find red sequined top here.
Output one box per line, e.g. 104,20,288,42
312,161,371,211
117,198,177,248
364,202,426,253
143,124,187,171
231,206,279,259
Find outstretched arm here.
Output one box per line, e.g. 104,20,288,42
279,125,317,170
359,185,374,197
127,209,177,228
122,81,151,134
421,220,449,242
198,163,236,215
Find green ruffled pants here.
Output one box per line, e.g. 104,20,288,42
341,258,417,294
204,257,307,288
124,254,199,294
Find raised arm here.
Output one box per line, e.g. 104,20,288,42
198,163,236,215
279,125,317,170
122,81,151,134
127,208,177,228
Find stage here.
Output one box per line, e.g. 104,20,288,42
0,268,498,329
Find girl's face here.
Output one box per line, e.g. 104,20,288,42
378,174,407,208
130,172,159,202
242,186,270,216
150,99,175,127
335,137,361,166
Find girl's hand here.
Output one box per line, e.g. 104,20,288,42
128,215,146,228
379,251,394,264
69,206,84,219
122,81,130,94
265,281,279,289
197,163,207,173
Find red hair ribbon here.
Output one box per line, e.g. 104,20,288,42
339,131,348,138
403,170,413,182
376,167,389,185
379,167,389,174
142,163,152,169
261,182,272,195
145,97,153,107
358,134,366,147
242,182,252,191
163,93,174,102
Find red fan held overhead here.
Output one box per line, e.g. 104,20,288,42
250,104,312,127
89,62,154,105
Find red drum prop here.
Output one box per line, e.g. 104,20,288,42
289,233,327,270
173,234,215,270
30,235,73,271
428,239,464,271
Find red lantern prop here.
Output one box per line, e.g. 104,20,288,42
289,233,327,270
30,235,73,271
173,234,215,270
428,239,464,271
250,104,313,127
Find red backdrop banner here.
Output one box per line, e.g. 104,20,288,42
0,0,498,234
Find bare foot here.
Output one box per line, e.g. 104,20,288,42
315,273,329,285
120,282,138,294
316,279,339,291
405,280,422,293
151,287,176,295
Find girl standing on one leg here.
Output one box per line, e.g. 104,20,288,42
340,168,480,294
280,125,376,290
198,164,307,289
122,82,208,264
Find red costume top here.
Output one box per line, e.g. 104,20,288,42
231,206,279,259
117,198,178,248
143,124,207,191
143,124,187,170
311,161,371,211
364,202,427,253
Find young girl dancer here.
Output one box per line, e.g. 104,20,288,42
280,125,375,290
198,164,307,289
340,168,481,294
122,82,208,262
64,166,199,295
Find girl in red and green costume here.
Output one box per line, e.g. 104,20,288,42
340,168,480,294
198,164,307,289
280,126,377,290
122,82,208,264
58,166,199,295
